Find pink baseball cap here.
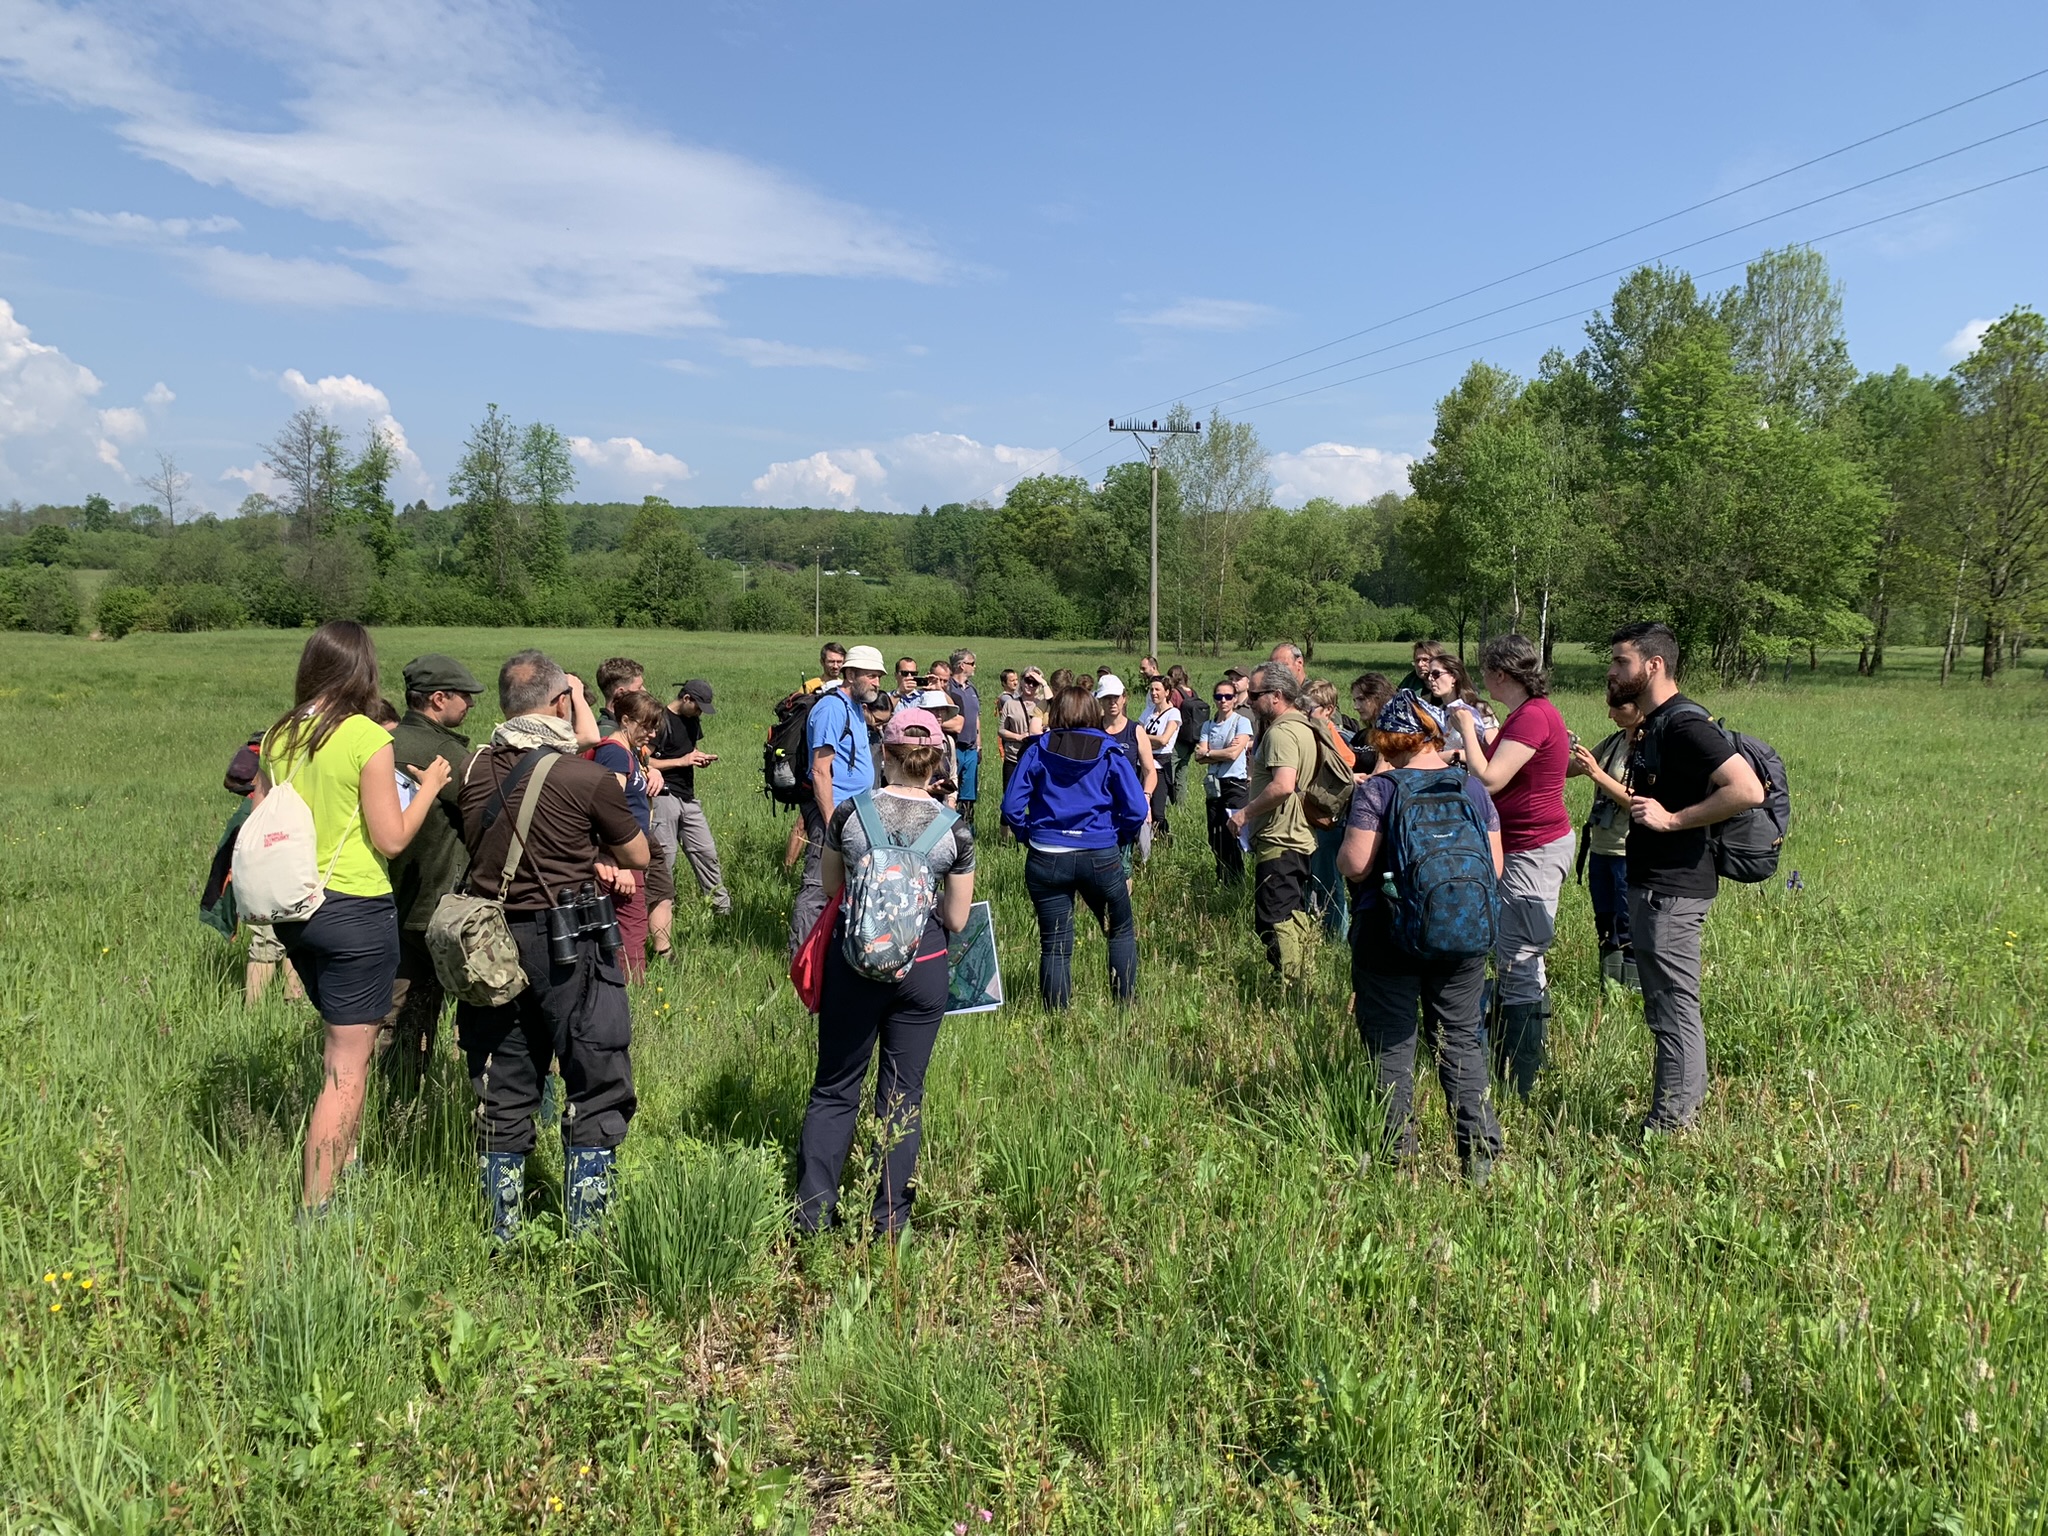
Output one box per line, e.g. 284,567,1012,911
882,706,944,745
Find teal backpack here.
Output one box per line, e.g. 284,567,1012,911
841,792,959,982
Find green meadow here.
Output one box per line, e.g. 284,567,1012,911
1,628,2044,1534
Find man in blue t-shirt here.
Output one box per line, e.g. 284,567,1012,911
788,643,885,955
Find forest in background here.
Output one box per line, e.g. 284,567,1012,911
3,248,2043,680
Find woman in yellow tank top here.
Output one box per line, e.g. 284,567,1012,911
256,621,452,1219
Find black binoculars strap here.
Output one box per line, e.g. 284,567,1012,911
495,751,562,903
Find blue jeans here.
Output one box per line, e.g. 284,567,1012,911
1023,846,1136,1009
1588,851,1632,955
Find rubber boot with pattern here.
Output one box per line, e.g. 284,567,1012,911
480,1152,525,1243
564,1146,617,1238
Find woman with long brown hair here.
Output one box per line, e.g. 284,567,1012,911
257,621,451,1218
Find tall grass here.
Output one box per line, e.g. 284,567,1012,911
0,627,2043,1531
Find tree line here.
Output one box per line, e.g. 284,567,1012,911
4,247,2042,680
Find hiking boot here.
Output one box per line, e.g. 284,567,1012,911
563,1146,617,1237
1599,948,1624,988
1620,957,1641,994
480,1152,525,1243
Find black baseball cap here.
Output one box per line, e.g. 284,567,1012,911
674,679,716,714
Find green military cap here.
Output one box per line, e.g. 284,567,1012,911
403,653,484,695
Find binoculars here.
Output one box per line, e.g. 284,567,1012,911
544,881,624,966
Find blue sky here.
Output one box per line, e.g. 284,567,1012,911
2,0,2045,515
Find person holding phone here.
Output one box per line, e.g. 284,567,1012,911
648,679,730,934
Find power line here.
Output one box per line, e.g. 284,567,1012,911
1192,116,2048,415
1002,65,2048,494
1137,64,2048,413
1216,160,2048,418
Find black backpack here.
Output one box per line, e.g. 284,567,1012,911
1636,703,1791,884
1174,692,1209,763
762,689,820,807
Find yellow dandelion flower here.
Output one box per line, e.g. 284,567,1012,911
49,1302,61,1313
101,947,110,955
61,1271,72,1281
43,1272,55,1284
78,1278,92,1290
577,1463,591,1477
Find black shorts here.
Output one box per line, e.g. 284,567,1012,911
276,892,401,1027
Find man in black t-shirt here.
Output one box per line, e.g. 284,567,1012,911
1606,621,1765,1135
648,679,731,922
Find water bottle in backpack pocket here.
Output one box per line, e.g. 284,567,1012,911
1382,767,1496,960
839,792,959,982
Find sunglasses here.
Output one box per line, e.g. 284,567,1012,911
896,670,918,679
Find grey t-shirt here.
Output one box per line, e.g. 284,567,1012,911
827,789,976,878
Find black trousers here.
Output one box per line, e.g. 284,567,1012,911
795,918,950,1234
1351,912,1501,1167
454,916,635,1155
1254,848,1314,975
1205,778,1249,884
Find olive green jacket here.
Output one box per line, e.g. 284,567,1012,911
388,711,475,930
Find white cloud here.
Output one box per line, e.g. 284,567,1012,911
271,367,430,495
0,199,240,244
0,296,146,494
220,461,287,500
143,380,175,407
1267,442,1416,507
1121,298,1278,331
656,358,714,376
751,433,1069,512
569,435,692,494
1942,318,1993,362
751,448,884,510
717,336,870,370
280,367,390,416
0,0,943,332
97,406,146,442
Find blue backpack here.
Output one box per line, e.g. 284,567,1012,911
841,792,959,982
1383,767,1497,960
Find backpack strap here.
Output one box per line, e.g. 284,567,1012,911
903,803,959,857
495,752,561,902
850,790,891,852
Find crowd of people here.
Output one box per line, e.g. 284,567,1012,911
215,620,1765,1237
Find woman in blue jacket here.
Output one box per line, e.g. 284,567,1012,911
1000,686,1150,1007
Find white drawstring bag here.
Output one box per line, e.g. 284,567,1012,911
231,749,353,925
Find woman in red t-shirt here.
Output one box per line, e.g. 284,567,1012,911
1445,633,1574,1100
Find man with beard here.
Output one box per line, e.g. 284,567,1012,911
789,644,885,955
1605,621,1763,1137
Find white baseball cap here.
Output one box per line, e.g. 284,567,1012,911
1094,673,1125,698
842,644,886,672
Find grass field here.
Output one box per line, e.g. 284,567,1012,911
2,627,2045,1534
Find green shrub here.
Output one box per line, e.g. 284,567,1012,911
165,583,248,633
0,564,83,633
92,584,161,639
